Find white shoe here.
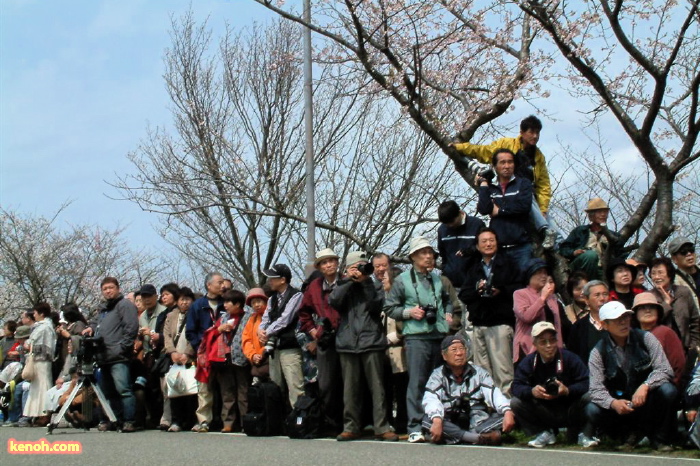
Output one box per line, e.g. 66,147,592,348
408,432,425,443
577,433,600,448
528,430,556,448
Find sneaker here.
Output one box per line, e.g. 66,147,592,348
408,432,425,443
2,421,19,427
336,431,361,441
191,423,201,432
196,422,209,433
577,433,599,448
376,431,399,442
528,430,556,448
167,424,182,432
542,229,557,250
477,430,502,446
18,417,31,428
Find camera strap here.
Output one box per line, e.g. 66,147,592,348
532,351,564,376
410,269,439,308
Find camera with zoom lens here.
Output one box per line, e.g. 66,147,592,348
466,160,495,182
544,377,559,396
263,335,279,357
356,262,375,276
422,304,438,325
450,393,472,429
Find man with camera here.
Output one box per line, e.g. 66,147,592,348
476,148,535,274
385,236,453,443
298,248,344,434
422,334,514,445
258,264,305,407
451,115,557,250
329,251,397,441
583,301,676,450
82,277,139,432
510,322,589,448
459,227,520,395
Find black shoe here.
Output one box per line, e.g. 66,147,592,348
122,422,137,433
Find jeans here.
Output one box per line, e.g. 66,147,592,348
98,362,136,423
9,381,30,422
502,243,532,277
405,338,443,434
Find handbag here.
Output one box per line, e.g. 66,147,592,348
166,364,198,398
21,353,36,381
152,314,189,377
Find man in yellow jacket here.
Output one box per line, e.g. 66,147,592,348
451,115,557,250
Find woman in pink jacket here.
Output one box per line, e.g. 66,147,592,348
513,259,563,363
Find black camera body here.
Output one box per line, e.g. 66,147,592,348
450,393,472,429
466,160,496,182
544,377,559,396
317,317,336,351
422,304,438,325
356,262,374,276
77,336,105,375
480,272,495,298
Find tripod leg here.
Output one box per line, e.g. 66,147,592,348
47,379,84,435
92,383,118,424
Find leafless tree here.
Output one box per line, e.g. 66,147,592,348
0,205,166,319
113,14,470,288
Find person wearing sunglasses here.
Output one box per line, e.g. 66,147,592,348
669,236,699,311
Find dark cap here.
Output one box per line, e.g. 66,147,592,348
138,284,157,296
262,264,292,282
525,258,549,281
605,258,637,284
441,334,467,352
668,236,693,255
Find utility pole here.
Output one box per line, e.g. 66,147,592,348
303,0,315,267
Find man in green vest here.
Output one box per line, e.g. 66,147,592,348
385,237,453,443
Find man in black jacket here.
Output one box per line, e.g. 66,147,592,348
511,322,589,448
459,227,520,394
476,148,534,275
83,277,139,432
330,251,397,442
437,200,485,290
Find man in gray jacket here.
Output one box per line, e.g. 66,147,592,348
83,277,139,432
330,251,398,442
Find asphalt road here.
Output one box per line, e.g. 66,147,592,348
1,428,697,465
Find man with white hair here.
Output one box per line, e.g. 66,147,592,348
385,236,452,443
421,334,514,445
583,301,676,451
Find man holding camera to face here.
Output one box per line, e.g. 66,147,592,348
385,237,453,443
510,322,589,448
329,251,397,441
459,227,520,395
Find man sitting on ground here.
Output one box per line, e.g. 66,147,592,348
511,322,589,448
421,334,515,445
583,301,677,451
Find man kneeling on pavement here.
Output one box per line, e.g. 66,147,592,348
584,301,677,451
511,322,589,448
421,334,515,445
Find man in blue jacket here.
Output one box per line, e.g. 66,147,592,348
476,148,533,274
437,200,485,290
511,322,589,448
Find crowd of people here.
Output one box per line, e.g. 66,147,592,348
1,116,699,453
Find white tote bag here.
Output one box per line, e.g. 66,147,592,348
166,364,198,398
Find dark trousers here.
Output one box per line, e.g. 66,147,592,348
98,362,136,423
339,351,390,434
405,338,443,434
170,394,198,430
584,382,678,443
511,394,587,437
316,342,343,431
384,367,408,434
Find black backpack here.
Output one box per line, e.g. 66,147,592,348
286,394,322,439
242,381,285,436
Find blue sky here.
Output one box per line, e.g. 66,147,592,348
1,0,648,257
0,0,275,251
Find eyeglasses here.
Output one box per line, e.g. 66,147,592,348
676,246,695,256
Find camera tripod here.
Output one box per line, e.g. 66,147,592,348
47,364,117,434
